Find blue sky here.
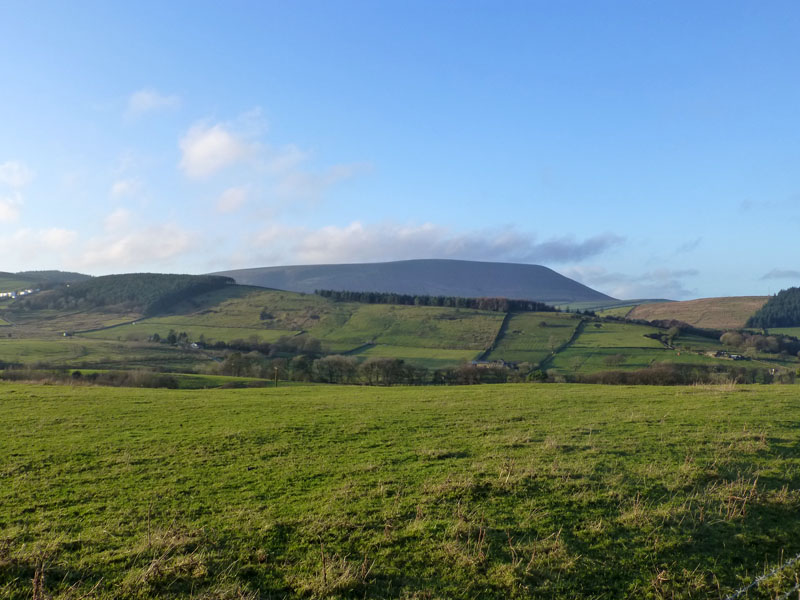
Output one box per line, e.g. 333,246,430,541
1,1,799,299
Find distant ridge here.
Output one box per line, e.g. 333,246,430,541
212,259,615,304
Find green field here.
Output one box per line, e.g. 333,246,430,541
770,327,800,338
82,320,297,344
486,312,580,364
0,338,205,370
349,344,479,369
318,304,504,350
595,305,636,318
570,321,664,349
545,321,734,374
2,383,800,599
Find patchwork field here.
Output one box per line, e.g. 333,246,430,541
486,312,581,364
628,296,768,330
317,304,504,351
2,383,800,599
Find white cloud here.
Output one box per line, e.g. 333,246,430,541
216,186,249,213
0,192,22,222
566,266,698,300
126,88,180,116
250,221,623,266
0,160,34,188
179,122,256,179
109,178,142,199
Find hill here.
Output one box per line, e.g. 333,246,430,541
627,296,768,330
15,273,234,316
213,259,615,304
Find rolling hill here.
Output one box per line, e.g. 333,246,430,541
213,259,615,304
627,296,768,330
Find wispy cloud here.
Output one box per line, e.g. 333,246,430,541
109,178,142,199
126,88,180,116
0,193,22,222
0,228,78,266
79,220,197,269
271,163,370,202
216,186,249,213
566,266,698,299
675,237,702,254
760,268,800,280
0,160,34,188
0,160,34,222
249,221,623,266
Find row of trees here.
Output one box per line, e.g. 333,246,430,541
315,289,561,313
152,330,324,357
719,331,800,356
576,363,795,385
213,352,534,385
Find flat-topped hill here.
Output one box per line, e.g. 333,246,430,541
213,259,615,304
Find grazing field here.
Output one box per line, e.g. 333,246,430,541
318,304,504,350
628,296,768,330
770,326,800,338
595,305,636,318
0,338,205,371
348,344,479,369
571,321,664,349
547,322,730,374
486,312,580,364
82,321,297,344
2,383,800,599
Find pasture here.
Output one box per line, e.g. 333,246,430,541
486,312,581,364
348,344,479,369
2,383,800,599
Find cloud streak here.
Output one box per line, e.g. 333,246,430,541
760,269,800,280
566,266,699,299
126,88,180,116
249,221,623,266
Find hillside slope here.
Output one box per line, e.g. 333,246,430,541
628,296,768,330
213,259,615,304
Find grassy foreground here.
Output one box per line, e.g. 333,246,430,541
2,383,800,599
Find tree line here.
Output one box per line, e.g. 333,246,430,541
315,289,561,313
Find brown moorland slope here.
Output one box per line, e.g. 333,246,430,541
627,296,768,330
